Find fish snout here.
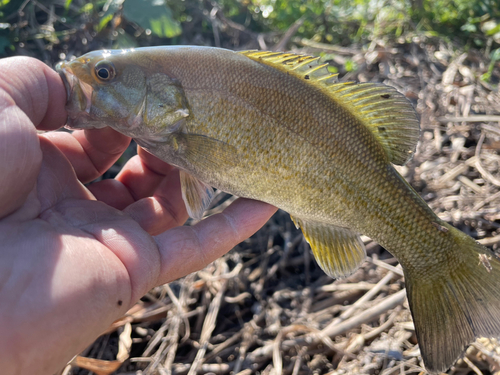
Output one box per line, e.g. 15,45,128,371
56,61,94,119
56,61,74,102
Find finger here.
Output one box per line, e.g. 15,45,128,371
0,56,67,130
87,151,178,210
36,137,95,212
42,198,161,305
116,147,176,200
0,57,66,218
0,100,41,218
123,168,188,235
42,128,130,184
154,198,277,284
87,179,135,210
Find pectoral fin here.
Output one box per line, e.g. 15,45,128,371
180,170,215,220
291,216,366,278
175,133,237,170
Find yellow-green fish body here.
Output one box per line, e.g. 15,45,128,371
57,46,500,373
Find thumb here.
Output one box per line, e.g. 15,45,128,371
0,56,66,218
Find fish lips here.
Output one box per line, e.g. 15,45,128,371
55,61,73,102
56,61,95,128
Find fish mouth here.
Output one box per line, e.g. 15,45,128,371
55,61,73,101
56,61,94,116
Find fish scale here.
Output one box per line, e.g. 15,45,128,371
57,45,500,373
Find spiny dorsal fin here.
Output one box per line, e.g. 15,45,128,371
240,50,420,166
240,50,339,83
291,216,366,278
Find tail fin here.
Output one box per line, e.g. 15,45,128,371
405,226,500,374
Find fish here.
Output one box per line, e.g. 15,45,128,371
56,46,500,373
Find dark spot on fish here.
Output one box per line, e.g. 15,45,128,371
159,104,164,108
117,300,123,306
379,126,386,133
304,75,310,80
432,222,449,233
381,94,390,99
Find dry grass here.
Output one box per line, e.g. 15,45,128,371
62,39,500,375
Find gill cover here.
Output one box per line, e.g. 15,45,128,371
142,73,190,131
89,62,190,132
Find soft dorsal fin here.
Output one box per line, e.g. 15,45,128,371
240,50,420,165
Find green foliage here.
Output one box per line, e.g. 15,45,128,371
0,0,184,57
123,0,181,38
482,48,500,82
412,0,500,47
344,59,357,72
0,0,499,62
98,0,123,32
242,0,413,44
239,0,499,48
0,0,13,54
0,0,15,18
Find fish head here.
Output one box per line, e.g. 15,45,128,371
56,49,190,145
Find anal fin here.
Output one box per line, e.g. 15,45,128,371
180,171,215,220
291,216,366,278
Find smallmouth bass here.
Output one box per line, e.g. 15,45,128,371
57,46,500,373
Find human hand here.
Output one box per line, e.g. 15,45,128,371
0,56,277,375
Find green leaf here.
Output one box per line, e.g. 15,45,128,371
80,3,93,13
123,0,181,38
327,65,338,73
98,12,114,32
486,23,500,36
491,48,500,62
97,0,124,32
344,59,357,72
113,29,139,48
461,23,476,33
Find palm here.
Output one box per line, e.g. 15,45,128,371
0,56,276,375
0,89,188,370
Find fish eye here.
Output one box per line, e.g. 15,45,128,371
94,61,115,81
